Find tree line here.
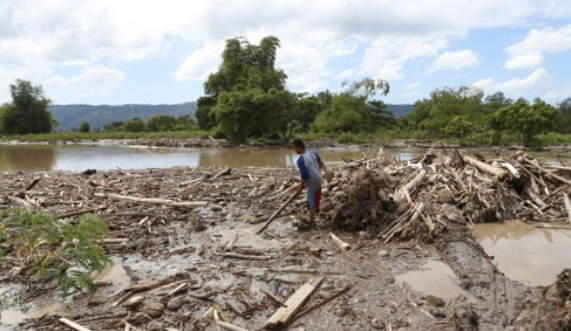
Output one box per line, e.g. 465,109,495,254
2,36,571,146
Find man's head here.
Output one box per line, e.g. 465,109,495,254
293,139,305,154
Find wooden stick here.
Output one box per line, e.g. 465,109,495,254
465,156,508,179
218,253,272,261
263,290,287,307
564,193,571,225
213,168,232,179
59,317,92,331
256,192,297,234
291,284,352,321
329,233,351,251
264,277,325,329
58,208,102,219
94,192,208,208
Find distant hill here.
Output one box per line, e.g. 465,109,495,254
49,101,412,131
386,104,414,118
49,102,197,131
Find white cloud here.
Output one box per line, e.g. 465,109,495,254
0,65,51,103
43,66,125,103
544,84,571,101
0,0,568,103
473,68,551,96
504,53,544,69
428,49,479,73
505,24,571,69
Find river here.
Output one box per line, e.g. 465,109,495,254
0,144,416,171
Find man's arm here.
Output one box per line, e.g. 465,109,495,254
297,156,309,195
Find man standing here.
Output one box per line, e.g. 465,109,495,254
293,139,328,228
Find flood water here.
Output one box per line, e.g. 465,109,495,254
0,144,415,172
396,260,465,299
474,221,571,286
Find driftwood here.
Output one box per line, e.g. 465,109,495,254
57,207,103,219
564,193,571,224
395,169,427,203
290,284,352,322
218,253,273,261
465,156,508,179
329,232,351,251
256,192,297,234
59,318,92,331
264,277,325,329
94,192,208,208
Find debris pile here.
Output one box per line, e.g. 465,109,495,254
319,148,571,244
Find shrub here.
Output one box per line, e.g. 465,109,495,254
0,208,111,295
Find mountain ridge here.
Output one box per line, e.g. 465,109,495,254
49,102,414,131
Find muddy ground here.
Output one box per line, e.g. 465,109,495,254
0,150,570,330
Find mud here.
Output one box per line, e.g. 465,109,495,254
0,147,570,330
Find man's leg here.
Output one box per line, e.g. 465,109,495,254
306,189,316,222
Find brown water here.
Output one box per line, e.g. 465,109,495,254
0,144,415,172
396,260,465,299
474,221,571,286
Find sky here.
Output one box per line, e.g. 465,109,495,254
1,0,571,106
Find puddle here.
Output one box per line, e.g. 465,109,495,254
396,260,465,298
474,221,571,286
93,259,131,288
215,222,292,251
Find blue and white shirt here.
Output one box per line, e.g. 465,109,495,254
297,151,323,189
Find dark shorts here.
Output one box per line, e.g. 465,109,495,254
306,188,321,210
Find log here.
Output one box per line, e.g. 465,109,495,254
500,162,520,178
564,193,571,225
329,232,351,251
465,156,508,179
59,317,92,331
213,167,232,179
264,277,325,329
94,192,208,208
256,192,297,235
395,169,427,203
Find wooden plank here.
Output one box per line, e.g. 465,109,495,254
94,192,208,208
564,193,571,225
264,276,324,329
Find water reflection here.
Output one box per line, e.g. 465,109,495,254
0,145,55,171
474,221,571,286
0,145,394,171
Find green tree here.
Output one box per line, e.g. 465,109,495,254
197,36,289,141
554,98,571,134
493,98,556,146
313,78,391,133
146,114,177,132
483,92,513,145
77,121,90,133
2,80,56,134
102,121,124,132
122,117,145,132
404,86,484,140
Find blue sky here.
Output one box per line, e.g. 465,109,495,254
1,0,570,106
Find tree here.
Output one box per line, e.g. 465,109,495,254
196,36,289,141
484,92,513,145
493,98,555,146
2,79,56,134
313,78,391,133
122,117,145,132
554,98,571,134
404,86,484,140
146,114,177,132
77,121,90,133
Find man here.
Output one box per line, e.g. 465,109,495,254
293,139,328,227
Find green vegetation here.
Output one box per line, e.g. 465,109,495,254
0,130,211,142
0,80,56,135
0,208,110,296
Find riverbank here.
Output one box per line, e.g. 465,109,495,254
2,132,571,153
1,150,571,330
